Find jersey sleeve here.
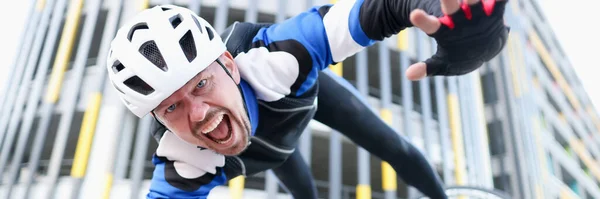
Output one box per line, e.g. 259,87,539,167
235,0,441,99
146,131,228,199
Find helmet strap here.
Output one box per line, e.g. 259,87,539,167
215,58,253,143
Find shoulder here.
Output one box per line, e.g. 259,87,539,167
219,20,322,102
220,21,273,57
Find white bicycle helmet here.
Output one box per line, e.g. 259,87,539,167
106,5,226,118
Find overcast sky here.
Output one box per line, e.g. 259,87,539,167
1,0,598,112
539,0,600,113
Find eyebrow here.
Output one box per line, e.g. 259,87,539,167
155,69,212,109
156,99,173,111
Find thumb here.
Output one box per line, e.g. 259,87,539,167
410,9,441,35
406,52,449,80
406,62,427,81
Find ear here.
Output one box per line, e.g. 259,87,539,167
221,51,241,84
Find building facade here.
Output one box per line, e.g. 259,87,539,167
0,0,598,198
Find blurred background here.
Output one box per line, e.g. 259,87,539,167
0,0,599,199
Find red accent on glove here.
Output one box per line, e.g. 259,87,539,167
439,15,455,29
483,0,496,16
461,2,473,20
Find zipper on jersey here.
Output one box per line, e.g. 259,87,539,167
250,136,295,155
231,156,246,176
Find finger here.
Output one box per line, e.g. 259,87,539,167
410,9,441,35
466,0,478,5
441,0,460,15
483,0,498,16
405,62,428,81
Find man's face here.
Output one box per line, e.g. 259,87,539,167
154,53,251,156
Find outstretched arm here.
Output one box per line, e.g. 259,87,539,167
314,69,448,199
325,0,509,79
246,0,508,99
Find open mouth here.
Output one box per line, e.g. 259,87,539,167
201,114,233,145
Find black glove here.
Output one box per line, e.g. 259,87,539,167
425,0,510,77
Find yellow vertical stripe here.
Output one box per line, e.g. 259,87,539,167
397,31,408,51
507,34,528,97
511,34,528,94
448,94,466,185
569,139,600,182
532,117,546,199
506,35,522,98
532,76,541,89
140,0,149,11
101,173,114,199
586,106,600,133
229,176,245,199
380,109,393,124
560,187,576,199
472,70,492,174
535,184,544,199
71,93,103,177
330,63,343,77
36,0,46,11
510,0,520,15
529,31,581,111
558,113,566,122
45,0,85,103
356,184,371,199
379,109,397,191
381,162,396,190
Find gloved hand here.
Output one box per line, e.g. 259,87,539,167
405,0,510,80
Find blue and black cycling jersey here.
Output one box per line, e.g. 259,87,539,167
146,0,450,198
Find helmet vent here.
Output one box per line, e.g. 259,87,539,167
139,40,168,71
111,61,125,74
128,23,149,42
170,14,182,29
205,26,214,40
124,76,155,95
161,7,170,11
191,14,203,33
179,30,197,62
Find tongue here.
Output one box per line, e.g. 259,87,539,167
207,115,230,140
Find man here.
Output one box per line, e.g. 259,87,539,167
106,0,509,198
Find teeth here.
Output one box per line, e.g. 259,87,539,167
201,114,223,134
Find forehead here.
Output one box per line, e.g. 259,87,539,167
196,61,221,76
186,61,219,82
156,63,218,106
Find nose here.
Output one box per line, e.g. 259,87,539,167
187,96,210,122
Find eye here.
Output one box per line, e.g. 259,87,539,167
166,104,177,113
196,79,207,88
